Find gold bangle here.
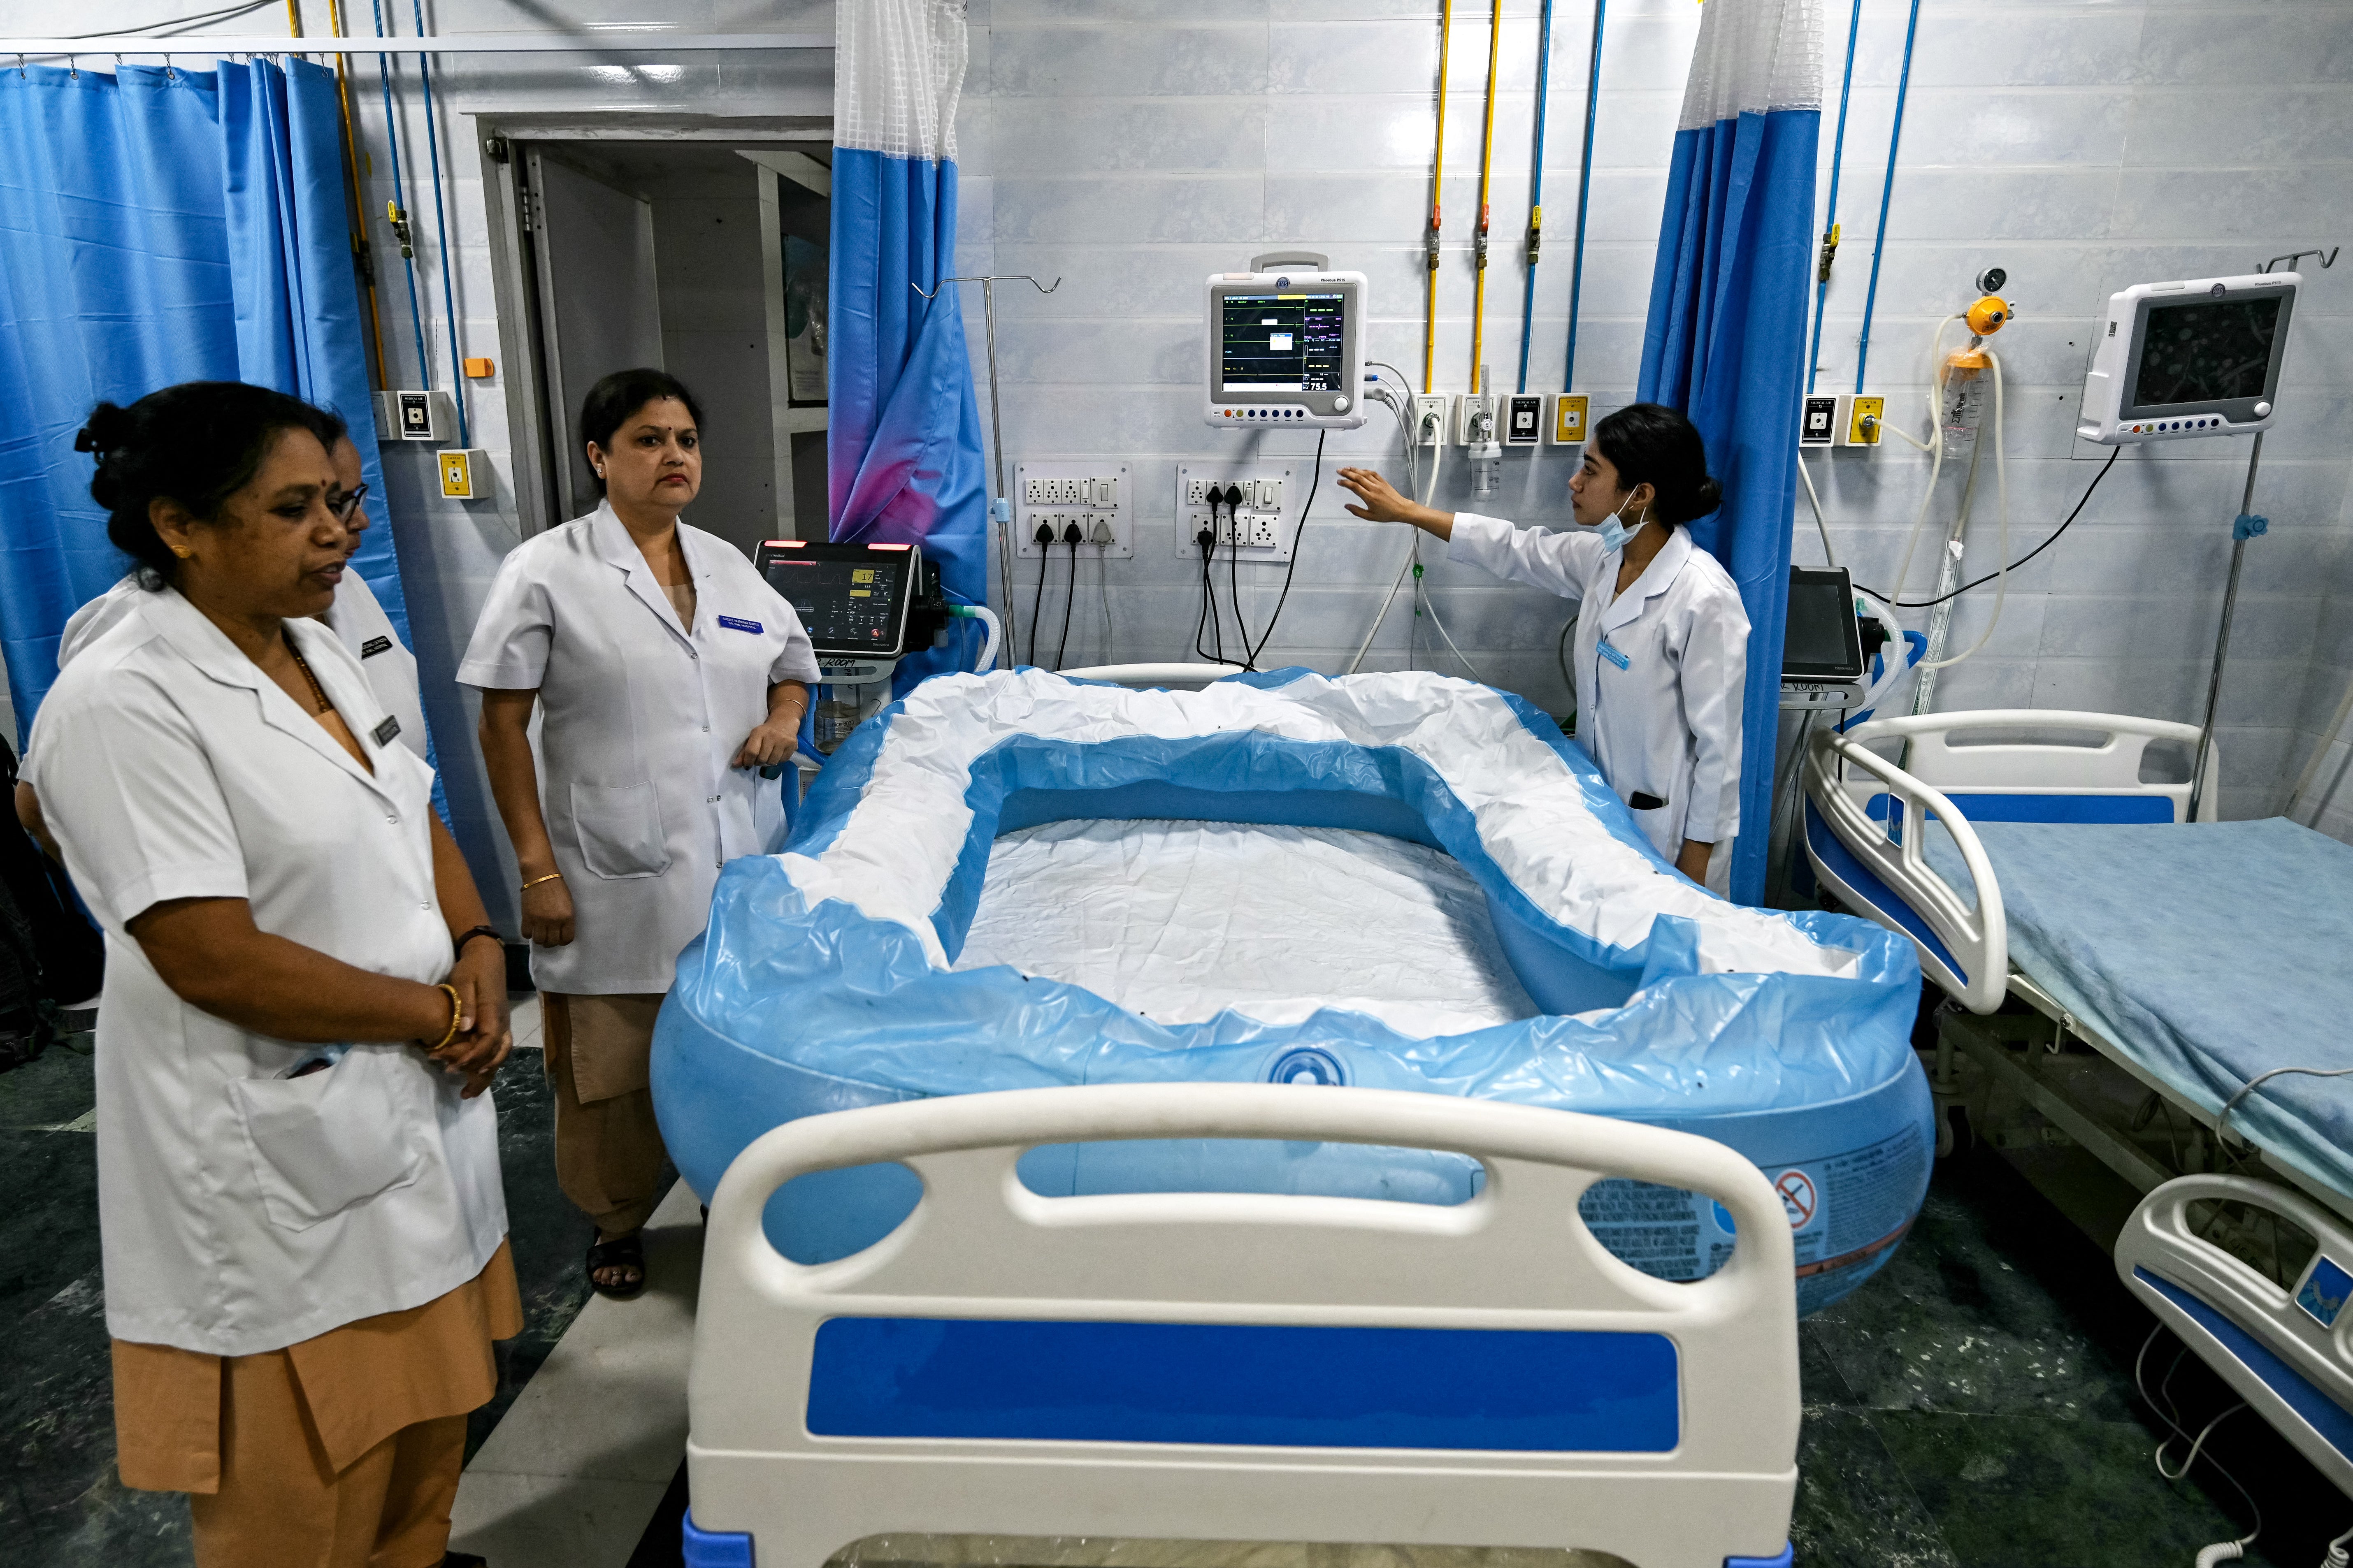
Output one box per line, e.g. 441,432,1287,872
520,872,563,891
430,983,464,1052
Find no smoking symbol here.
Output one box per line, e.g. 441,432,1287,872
1775,1169,1819,1229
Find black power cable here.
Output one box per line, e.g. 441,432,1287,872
1858,446,2121,609
1054,521,1083,670
1244,429,1326,670
1222,482,1254,669
1026,521,1054,666
1194,493,1229,665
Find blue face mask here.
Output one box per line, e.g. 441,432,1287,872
1596,496,1649,554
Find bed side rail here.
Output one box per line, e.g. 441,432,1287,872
688,1083,1801,1568
1839,709,2214,823
1804,727,2009,1014
2116,1174,2353,1494
1057,662,1242,686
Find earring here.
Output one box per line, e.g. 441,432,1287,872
172,546,193,559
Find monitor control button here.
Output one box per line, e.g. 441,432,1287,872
1333,396,1349,411
2254,401,2272,416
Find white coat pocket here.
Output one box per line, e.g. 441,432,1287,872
571,779,671,878
227,1053,425,1232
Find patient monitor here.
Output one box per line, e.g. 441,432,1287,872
2077,272,2298,444
1205,252,1367,429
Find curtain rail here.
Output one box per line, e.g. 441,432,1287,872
0,32,829,57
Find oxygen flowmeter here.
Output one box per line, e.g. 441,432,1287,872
1937,291,2013,458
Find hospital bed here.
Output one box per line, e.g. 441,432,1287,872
1802,708,2353,1509
1802,707,2353,1216
680,1083,1801,1568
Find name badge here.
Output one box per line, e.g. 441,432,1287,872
359,635,393,659
372,715,402,746
1597,637,1631,671
718,615,764,634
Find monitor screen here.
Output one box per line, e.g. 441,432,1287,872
1219,292,1346,393
1783,568,1864,680
2132,297,2281,408
762,554,907,652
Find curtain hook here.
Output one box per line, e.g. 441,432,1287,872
14,55,25,79
68,55,79,79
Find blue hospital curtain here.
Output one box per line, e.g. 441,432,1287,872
829,0,989,691
1638,0,1821,906
0,58,414,730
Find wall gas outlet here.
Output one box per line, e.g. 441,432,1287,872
1411,395,1450,447
1552,393,1590,445
1455,392,1500,447
1504,394,1546,447
1800,394,1840,448
376,389,453,443
1842,394,1885,446
1175,465,1295,563
437,448,489,500
1015,462,1130,558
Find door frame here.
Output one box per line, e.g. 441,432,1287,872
472,113,831,537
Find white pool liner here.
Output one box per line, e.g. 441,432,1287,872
955,820,1540,1035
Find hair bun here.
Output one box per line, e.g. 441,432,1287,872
1689,475,1723,515
75,403,133,456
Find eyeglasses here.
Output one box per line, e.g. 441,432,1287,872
328,483,369,526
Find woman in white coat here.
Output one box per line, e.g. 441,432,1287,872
27,383,515,1566
1336,403,1749,888
462,368,819,1297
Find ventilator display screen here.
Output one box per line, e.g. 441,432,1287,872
1219,292,1347,392
2132,297,2282,408
1783,568,1865,680
761,552,909,653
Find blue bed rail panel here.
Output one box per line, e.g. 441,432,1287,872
1863,792,2174,828
2135,1267,2353,1467
806,1317,1682,1453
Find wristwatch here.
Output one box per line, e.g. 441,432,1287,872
453,924,503,958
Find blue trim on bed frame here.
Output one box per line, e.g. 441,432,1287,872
806,1317,1681,1452
1805,799,1968,986
2134,1266,2353,1466
1864,791,2175,827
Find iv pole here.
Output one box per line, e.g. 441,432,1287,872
912,274,1060,653
2187,244,2336,823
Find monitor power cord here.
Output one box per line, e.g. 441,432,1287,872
1027,521,1055,667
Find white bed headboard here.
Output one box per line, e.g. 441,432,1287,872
1842,709,2217,824
685,1084,1802,1568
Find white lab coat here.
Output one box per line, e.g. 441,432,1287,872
25,587,505,1357
59,568,430,762
1447,513,1750,859
458,503,821,995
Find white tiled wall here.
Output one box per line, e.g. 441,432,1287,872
35,0,2353,907
962,0,2353,841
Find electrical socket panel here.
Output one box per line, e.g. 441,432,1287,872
1015,462,1130,558
1411,395,1450,447
1175,466,1296,563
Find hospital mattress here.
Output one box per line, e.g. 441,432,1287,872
1922,817,2353,1202
653,668,1935,1314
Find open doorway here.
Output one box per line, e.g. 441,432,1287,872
491,132,831,559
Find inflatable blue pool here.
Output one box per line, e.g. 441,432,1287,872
653,668,1931,1315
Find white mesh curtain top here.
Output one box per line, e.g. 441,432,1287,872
837,0,969,161
1678,0,1823,130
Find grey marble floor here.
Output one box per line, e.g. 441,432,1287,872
0,1028,2341,1568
